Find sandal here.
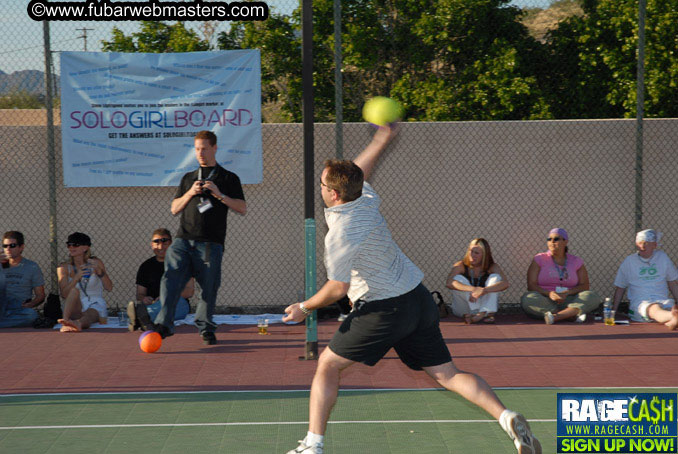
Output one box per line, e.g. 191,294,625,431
471,312,487,323
481,315,495,324
464,312,487,324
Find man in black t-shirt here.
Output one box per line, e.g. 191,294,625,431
128,228,194,331
153,131,247,345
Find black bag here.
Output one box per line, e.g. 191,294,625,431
431,291,450,318
33,293,62,329
44,293,62,319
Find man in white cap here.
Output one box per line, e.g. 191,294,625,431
612,229,678,329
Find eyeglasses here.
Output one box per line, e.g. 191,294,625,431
152,238,171,244
547,237,563,242
66,242,82,247
319,178,329,189
2,243,18,249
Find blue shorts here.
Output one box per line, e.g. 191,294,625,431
328,283,452,370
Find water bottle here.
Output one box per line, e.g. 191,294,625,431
80,263,91,292
603,298,614,326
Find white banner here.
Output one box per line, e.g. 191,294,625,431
60,50,262,187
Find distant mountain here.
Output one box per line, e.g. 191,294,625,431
0,70,60,95
521,0,584,42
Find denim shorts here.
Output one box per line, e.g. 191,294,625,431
329,283,452,370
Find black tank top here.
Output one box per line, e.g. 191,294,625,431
463,265,489,287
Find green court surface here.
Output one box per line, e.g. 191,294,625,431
1,388,675,453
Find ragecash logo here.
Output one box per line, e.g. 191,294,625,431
557,393,677,453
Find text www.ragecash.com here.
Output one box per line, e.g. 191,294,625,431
28,0,269,22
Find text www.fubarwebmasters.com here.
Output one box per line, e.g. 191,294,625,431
28,0,269,22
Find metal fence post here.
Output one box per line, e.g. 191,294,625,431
334,0,343,160
635,0,647,232
303,0,318,360
43,21,59,294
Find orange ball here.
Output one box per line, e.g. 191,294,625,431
139,330,162,353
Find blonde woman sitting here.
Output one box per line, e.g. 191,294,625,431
445,238,509,323
57,232,113,332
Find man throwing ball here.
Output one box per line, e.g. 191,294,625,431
283,125,541,454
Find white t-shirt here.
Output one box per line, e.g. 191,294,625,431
613,250,678,303
324,182,424,302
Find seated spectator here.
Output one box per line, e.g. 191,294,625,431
128,228,193,331
57,232,113,332
445,238,509,324
0,231,45,328
0,253,5,315
521,228,601,324
612,229,678,329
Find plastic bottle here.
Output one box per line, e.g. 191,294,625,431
80,264,91,291
603,298,614,326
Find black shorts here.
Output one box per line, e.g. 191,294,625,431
328,283,452,370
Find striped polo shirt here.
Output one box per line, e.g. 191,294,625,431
324,182,424,302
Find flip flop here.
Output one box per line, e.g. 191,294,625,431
470,312,487,323
481,316,495,324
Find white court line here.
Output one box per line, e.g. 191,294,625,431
0,419,557,431
1,386,675,398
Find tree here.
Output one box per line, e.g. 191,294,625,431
219,14,301,122
391,0,552,120
219,0,551,122
0,91,45,109
98,2,678,121
545,0,678,118
102,21,210,53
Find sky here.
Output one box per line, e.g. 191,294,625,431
0,0,556,75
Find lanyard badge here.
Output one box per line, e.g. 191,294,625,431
197,167,216,213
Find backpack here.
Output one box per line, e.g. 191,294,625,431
431,291,450,318
33,293,62,329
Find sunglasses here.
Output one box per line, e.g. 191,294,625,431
547,237,563,242
152,238,171,244
66,242,83,247
2,243,18,249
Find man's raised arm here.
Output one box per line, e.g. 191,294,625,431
353,125,398,182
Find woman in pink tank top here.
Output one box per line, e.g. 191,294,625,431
520,228,601,324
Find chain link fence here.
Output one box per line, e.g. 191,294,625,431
3,119,677,314
1,0,677,315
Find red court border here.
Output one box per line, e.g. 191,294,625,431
1,315,677,395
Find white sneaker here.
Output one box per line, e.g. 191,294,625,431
337,313,348,322
575,313,586,323
544,312,554,325
500,410,542,454
286,440,323,454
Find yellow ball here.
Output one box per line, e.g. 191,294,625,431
362,96,403,126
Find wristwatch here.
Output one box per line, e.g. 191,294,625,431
299,302,311,315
